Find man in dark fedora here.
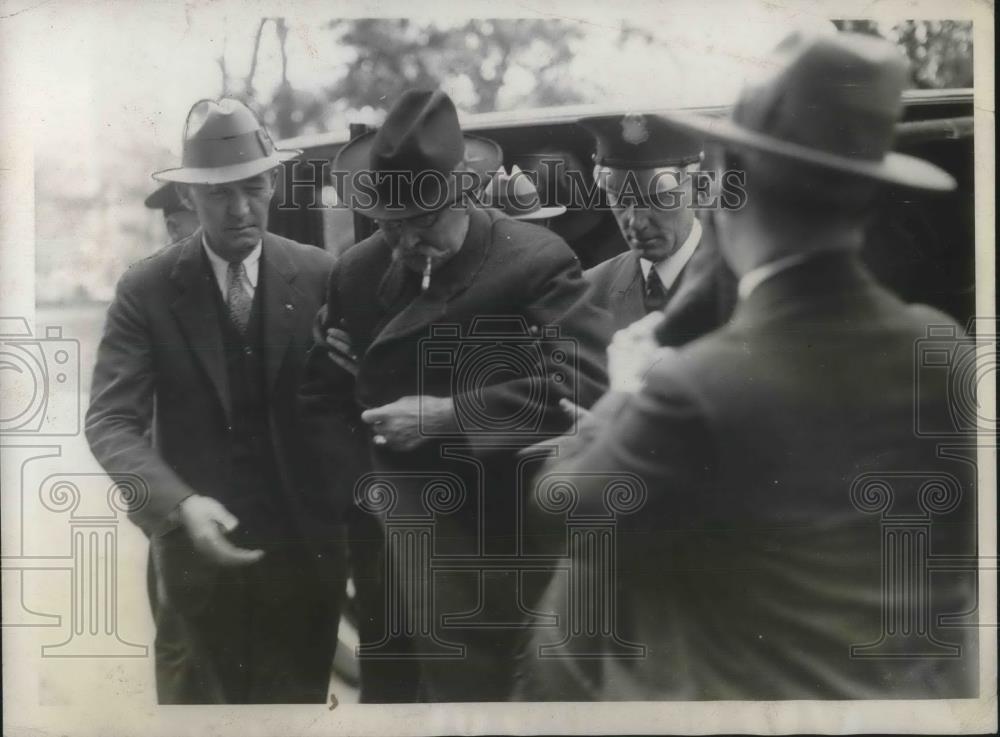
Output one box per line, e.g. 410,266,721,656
144,182,200,245
299,88,611,702
517,30,977,700
578,114,737,345
87,98,346,703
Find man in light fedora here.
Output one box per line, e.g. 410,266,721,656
578,113,737,344
481,164,567,227
517,30,977,700
87,98,346,703
299,89,611,701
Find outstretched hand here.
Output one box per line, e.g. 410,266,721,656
176,495,265,567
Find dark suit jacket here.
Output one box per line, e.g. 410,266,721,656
584,216,736,346
521,251,978,700
86,232,337,542
299,205,612,700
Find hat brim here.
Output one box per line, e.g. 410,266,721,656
511,205,567,220
152,149,301,185
334,132,503,219
143,183,178,210
658,111,956,192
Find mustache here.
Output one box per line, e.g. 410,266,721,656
392,244,447,260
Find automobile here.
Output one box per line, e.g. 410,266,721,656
271,87,976,324
268,88,977,688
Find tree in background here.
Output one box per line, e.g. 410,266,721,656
219,18,595,139
220,18,973,143
834,20,973,89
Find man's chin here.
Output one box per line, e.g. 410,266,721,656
225,230,260,249
632,242,673,262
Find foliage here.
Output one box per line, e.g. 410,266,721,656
833,20,973,89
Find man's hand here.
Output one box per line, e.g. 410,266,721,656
176,495,265,567
609,312,672,393
312,305,359,377
360,395,455,452
324,326,359,377
559,397,593,426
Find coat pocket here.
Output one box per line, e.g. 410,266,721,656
150,526,221,616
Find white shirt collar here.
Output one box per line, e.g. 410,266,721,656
737,249,833,301
202,234,262,295
639,218,702,291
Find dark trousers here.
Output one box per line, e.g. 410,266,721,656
347,507,421,703
149,529,345,704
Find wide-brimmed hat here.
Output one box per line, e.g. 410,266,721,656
153,99,301,185
659,31,955,191
482,165,566,220
143,183,191,216
578,113,704,198
334,89,503,220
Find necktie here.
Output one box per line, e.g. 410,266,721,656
644,267,668,313
226,260,252,333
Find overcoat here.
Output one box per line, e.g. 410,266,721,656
519,251,978,700
86,231,345,703
300,205,612,701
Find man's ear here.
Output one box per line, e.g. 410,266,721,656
177,184,196,211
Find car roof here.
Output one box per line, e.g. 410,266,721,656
279,87,974,157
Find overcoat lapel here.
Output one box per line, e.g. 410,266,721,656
610,251,645,326
259,234,303,395
369,207,493,351
169,233,231,423
660,239,712,327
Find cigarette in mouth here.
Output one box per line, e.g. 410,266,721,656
421,255,432,292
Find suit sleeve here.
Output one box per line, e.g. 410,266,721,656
297,260,371,518
458,237,613,457
85,270,195,536
531,358,715,532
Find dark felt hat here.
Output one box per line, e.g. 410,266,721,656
143,183,190,216
659,30,955,191
334,89,502,219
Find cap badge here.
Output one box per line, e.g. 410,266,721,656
621,113,649,145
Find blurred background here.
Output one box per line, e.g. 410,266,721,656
28,5,972,306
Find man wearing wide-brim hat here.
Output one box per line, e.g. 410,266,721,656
144,182,199,244
87,98,347,703
299,88,612,701
518,30,976,700
578,113,737,343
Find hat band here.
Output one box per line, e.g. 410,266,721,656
597,154,701,169
182,129,273,169
487,190,542,214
